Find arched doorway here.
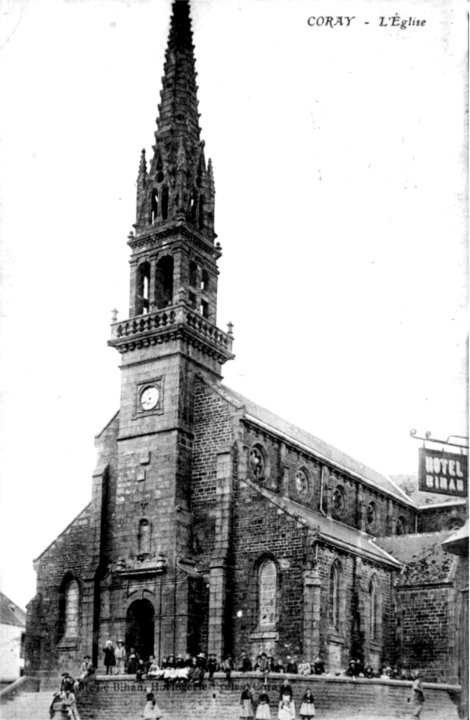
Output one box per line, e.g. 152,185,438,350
125,599,155,661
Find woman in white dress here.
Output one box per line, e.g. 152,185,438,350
299,690,315,720
256,691,271,720
240,685,254,720
278,698,295,720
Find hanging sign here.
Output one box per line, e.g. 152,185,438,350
419,448,468,497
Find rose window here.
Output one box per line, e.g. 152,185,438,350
332,486,345,516
250,445,265,480
295,468,309,498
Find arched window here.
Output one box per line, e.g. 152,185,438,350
200,300,209,318
155,256,173,309
198,195,204,230
151,189,159,222
396,516,406,535
64,579,79,638
135,262,150,315
190,191,197,224
161,186,169,220
201,269,209,292
189,261,198,287
370,576,380,641
259,559,277,627
329,562,340,630
365,502,378,533
138,519,150,555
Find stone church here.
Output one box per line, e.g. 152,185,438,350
25,0,467,685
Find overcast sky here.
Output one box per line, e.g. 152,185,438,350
0,0,467,610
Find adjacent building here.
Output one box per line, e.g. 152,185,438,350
0,592,26,687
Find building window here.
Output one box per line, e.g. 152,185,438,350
396,516,406,535
200,299,209,318
198,195,204,230
295,468,309,499
370,576,380,641
249,444,266,480
155,256,174,309
136,261,150,315
201,269,209,292
64,579,79,638
189,261,198,287
190,191,197,223
151,189,159,222
259,560,277,627
161,186,169,220
365,502,378,532
329,562,340,630
138,519,151,555
332,485,346,517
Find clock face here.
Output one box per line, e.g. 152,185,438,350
140,386,160,410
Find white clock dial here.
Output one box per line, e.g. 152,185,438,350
140,386,160,410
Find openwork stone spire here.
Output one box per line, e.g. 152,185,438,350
135,0,215,239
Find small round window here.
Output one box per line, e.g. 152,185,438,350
249,445,266,480
295,468,309,499
332,486,346,517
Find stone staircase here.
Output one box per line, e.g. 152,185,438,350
0,691,55,720
0,676,461,720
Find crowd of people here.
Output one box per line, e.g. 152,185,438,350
239,679,316,720
63,642,419,686
50,645,425,720
97,644,330,682
49,672,84,719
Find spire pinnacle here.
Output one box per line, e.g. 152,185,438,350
138,149,147,179
156,0,200,146
134,0,216,240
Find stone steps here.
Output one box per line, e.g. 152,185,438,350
0,691,55,720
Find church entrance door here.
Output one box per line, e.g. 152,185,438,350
125,599,155,661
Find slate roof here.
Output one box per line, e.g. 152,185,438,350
441,519,469,556
0,592,26,628
376,532,456,585
243,476,402,569
219,384,414,507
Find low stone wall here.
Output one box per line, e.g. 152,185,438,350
76,673,461,719
0,676,40,704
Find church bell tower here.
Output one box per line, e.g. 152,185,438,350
106,0,233,659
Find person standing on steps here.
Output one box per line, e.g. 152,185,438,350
103,640,116,675
240,684,255,720
143,692,163,720
299,689,315,720
115,640,126,675
256,689,271,720
409,672,425,719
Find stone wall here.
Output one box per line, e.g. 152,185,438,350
25,506,91,677
76,673,461,720
418,504,467,533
